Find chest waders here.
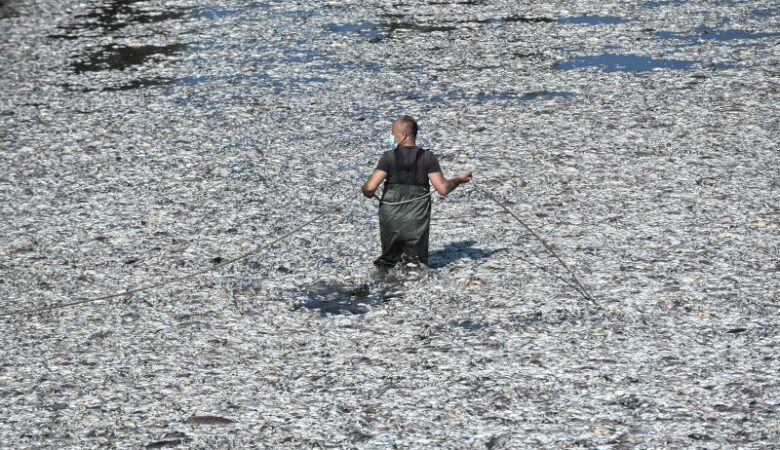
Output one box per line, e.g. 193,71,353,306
375,147,432,267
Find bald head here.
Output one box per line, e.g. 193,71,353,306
392,115,418,145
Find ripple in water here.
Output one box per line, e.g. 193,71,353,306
554,53,731,72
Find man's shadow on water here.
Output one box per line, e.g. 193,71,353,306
427,240,509,269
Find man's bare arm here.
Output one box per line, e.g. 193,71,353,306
362,169,387,198
429,171,473,196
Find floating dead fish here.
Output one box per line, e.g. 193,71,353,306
146,440,184,449
1,0,777,448
486,434,510,449
188,415,234,426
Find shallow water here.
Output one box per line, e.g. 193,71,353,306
555,53,702,72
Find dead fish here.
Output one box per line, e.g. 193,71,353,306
189,415,234,425
726,328,747,334
469,278,486,287
146,440,183,449
486,433,510,449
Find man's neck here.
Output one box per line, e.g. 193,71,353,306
398,140,416,147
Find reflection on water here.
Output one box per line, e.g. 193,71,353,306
72,43,183,73
555,53,703,72
557,16,629,25
656,29,780,42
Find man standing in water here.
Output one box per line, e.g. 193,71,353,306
362,115,473,267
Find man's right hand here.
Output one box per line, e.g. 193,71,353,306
429,170,473,196
458,171,473,183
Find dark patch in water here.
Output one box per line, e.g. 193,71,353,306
51,0,187,37
467,90,575,103
327,15,459,37
656,29,780,42
293,283,385,315
474,92,515,102
645,0,686,8
449,320,488,330
555,53,700,72
385,91,433,102
610,394,642,409
110,77,175,90
509,310,592,328
146,440,183,449
429,0,485,4
0,1,17,20
382,21,458,33
752,8,780,18
557,16,629,25
60,76,176,92
327,16,550,40
519,90,576,100
472,16,554,25
72,43,183,73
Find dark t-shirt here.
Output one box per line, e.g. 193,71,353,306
376,145,442,187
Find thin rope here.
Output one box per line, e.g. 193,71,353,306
0,209,339,318
2,182,596,317
372,190,434,206
472,183,596,303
